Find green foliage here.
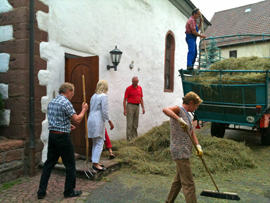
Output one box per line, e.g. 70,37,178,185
0,93,4,112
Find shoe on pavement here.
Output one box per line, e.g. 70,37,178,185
37,193,46,199
64,190,82,198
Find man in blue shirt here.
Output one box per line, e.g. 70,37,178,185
37,82,88,199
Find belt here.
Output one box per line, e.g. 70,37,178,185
128,103,139,106
50,130,65,134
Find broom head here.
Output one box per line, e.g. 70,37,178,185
201,190,240,201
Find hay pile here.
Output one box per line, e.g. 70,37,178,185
110,121,255,177
185,56,270,85
210,56,270,71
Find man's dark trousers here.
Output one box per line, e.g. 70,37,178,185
37,132,76,196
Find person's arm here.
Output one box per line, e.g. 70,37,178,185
71,102,88,125
192,29,206,38
191,130,199,145
101,95,114,130
163,106,180,120
191,129,203,156
163,106,188,131
123,98,127,116
198,13,203,30
141,97,145,114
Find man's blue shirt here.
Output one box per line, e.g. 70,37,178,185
47,95,76,133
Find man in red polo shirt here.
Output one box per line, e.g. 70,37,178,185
123,76,145,141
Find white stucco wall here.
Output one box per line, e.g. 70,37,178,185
0,1,12,127
0,53,10,73
0,0,12,13
37,0,193,160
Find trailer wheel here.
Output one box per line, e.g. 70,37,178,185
211,122,226,138
261,126,270,146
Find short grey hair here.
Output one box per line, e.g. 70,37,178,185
58,83,74,94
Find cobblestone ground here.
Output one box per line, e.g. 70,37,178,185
0,172,107,203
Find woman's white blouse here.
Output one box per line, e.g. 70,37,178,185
87,93,109,139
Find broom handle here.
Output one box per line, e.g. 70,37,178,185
200,13,208,61
186,129,220,192
82,75,89,160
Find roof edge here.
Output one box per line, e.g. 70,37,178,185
169,0,212,26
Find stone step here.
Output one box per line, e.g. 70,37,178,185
39,156,121,181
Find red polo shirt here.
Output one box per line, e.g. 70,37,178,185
124,85,143,104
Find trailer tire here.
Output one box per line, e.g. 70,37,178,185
211,122,226,138
261,126,270,146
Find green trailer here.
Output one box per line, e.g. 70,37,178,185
179,34,270,145
179,69,270,145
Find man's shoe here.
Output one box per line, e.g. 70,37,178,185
64,190,82,198
187,66,193,70
37,194,46,199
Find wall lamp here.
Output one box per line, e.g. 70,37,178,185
107,46,123,71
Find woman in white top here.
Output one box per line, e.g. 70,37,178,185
87,80,114,171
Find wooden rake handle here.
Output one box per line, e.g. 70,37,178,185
82,75,89,160
185,129,220,192
200,13,208,61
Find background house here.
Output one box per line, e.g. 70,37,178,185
0,0,210,182
204,0,270,60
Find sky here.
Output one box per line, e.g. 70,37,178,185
190,0,265,20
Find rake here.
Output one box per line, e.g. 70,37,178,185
82,75,95,178
185,128,240,201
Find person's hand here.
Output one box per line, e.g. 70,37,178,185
82,102,88,112
177,118,188,132
200,16,204,22
109,120,114,130
196,144,203,156
124,109,127,116
70,124,76,131
200,34,206,39
142,108,145,114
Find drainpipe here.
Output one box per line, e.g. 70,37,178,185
29,0,35,177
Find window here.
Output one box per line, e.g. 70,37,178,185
229,50,237,58
164,31,175,92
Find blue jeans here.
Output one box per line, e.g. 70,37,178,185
186,34,197,67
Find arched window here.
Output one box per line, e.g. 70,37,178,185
164,31,175,92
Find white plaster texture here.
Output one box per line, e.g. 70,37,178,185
0,84,8,99
0,0,13,13
0,53,10,72
0,25,13,42
36,11,49,32
37,41,65,161
40,118,49,161
0,109,10,126
37,0,192,160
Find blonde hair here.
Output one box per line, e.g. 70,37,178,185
58,83,74,94
95,80,108,94
183,91,203,105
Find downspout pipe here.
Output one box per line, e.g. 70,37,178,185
29,0,35,177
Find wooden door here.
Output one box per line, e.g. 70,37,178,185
65,56,99,156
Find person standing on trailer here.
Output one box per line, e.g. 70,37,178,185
185,8,206,70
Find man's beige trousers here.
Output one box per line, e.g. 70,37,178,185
126,103,139,141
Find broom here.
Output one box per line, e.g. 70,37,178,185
185,126,240,200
